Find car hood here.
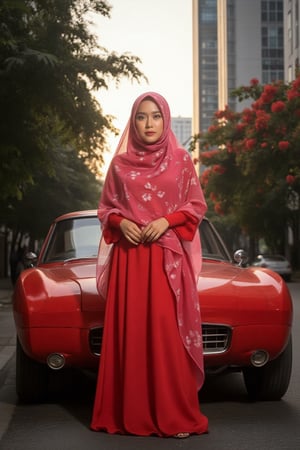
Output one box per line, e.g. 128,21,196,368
35,258,288,318
42,260,96,280
36,261,100,312
199,259,273,288
198,260,290,326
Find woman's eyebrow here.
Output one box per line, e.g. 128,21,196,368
136,110,161,115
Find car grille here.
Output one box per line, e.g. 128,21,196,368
89,324,231,356
89,327,103,356
202,324,231,354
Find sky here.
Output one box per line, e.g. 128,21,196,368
90,0,193,158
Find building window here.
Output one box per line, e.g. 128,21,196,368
261,1,283,22
261,1,284,83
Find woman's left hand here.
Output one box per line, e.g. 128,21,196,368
141,218,169,243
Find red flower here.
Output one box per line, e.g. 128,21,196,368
235,123,246,132
208,125,219,133
200,149,219,161
255,110,270,130
226,143,235,153
260,84,278,104
264,84,278,95
245,138,256,150
214,202,224,215
292,77,300,89
261,142,268,148
271,101,285,113
287,76,300,99
252,99,263,109
242,108,255,123
213,164,226,174
287,89,300,101
286,174,296,184
250,78,259,86
278,141,290,151
209,192,217,202
200,168,211,187
214,110,225,119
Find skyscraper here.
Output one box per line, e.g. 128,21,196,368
192,0,284,135
171,117,192,148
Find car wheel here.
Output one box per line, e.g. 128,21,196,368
16,337,50,403
242,335,292,401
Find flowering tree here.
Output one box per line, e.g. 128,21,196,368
192,77,300,264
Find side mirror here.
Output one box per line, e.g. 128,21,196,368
24,252,38,268
233,249,248,267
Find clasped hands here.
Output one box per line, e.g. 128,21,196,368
120,217,169,245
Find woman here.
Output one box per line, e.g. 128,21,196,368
91,92,208,438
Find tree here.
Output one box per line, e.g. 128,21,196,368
0,0,145,201
0,0,146,277
192,77,300,265
0,145,103,241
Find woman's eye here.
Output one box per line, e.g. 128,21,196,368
153,113,162,119
136,114,145,121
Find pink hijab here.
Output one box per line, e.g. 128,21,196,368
97,92,207,388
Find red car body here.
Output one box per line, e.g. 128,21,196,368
13,210,293,402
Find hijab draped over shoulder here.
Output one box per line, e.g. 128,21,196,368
97,92,207,388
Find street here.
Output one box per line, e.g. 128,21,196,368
0,283,300,450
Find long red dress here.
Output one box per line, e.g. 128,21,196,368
90,217,208,436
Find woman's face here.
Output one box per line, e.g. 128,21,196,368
135,99,164,144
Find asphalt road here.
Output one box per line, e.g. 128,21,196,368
0,282,300,450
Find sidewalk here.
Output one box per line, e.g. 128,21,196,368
0,278,16,384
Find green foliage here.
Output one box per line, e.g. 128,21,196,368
1,151,102,240
0,0,145,201
193,77,300,257
0,0,145,245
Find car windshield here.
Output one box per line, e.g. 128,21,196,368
42,217,101,263
41,215,230,263
200,219,231,262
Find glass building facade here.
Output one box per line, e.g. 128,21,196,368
261,1,284,83
193,0,284,134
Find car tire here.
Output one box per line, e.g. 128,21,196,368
16,337,50,403
242,335,292,401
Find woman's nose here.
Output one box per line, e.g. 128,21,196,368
146,116,153,128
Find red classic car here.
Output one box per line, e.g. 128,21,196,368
13,210,293,403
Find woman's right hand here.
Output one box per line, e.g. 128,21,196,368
120,219,142,245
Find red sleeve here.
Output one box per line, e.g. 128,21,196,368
108,213,124,228
102,213,124,243
103,212,199,243
164,211,187,227
164,211,199,241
